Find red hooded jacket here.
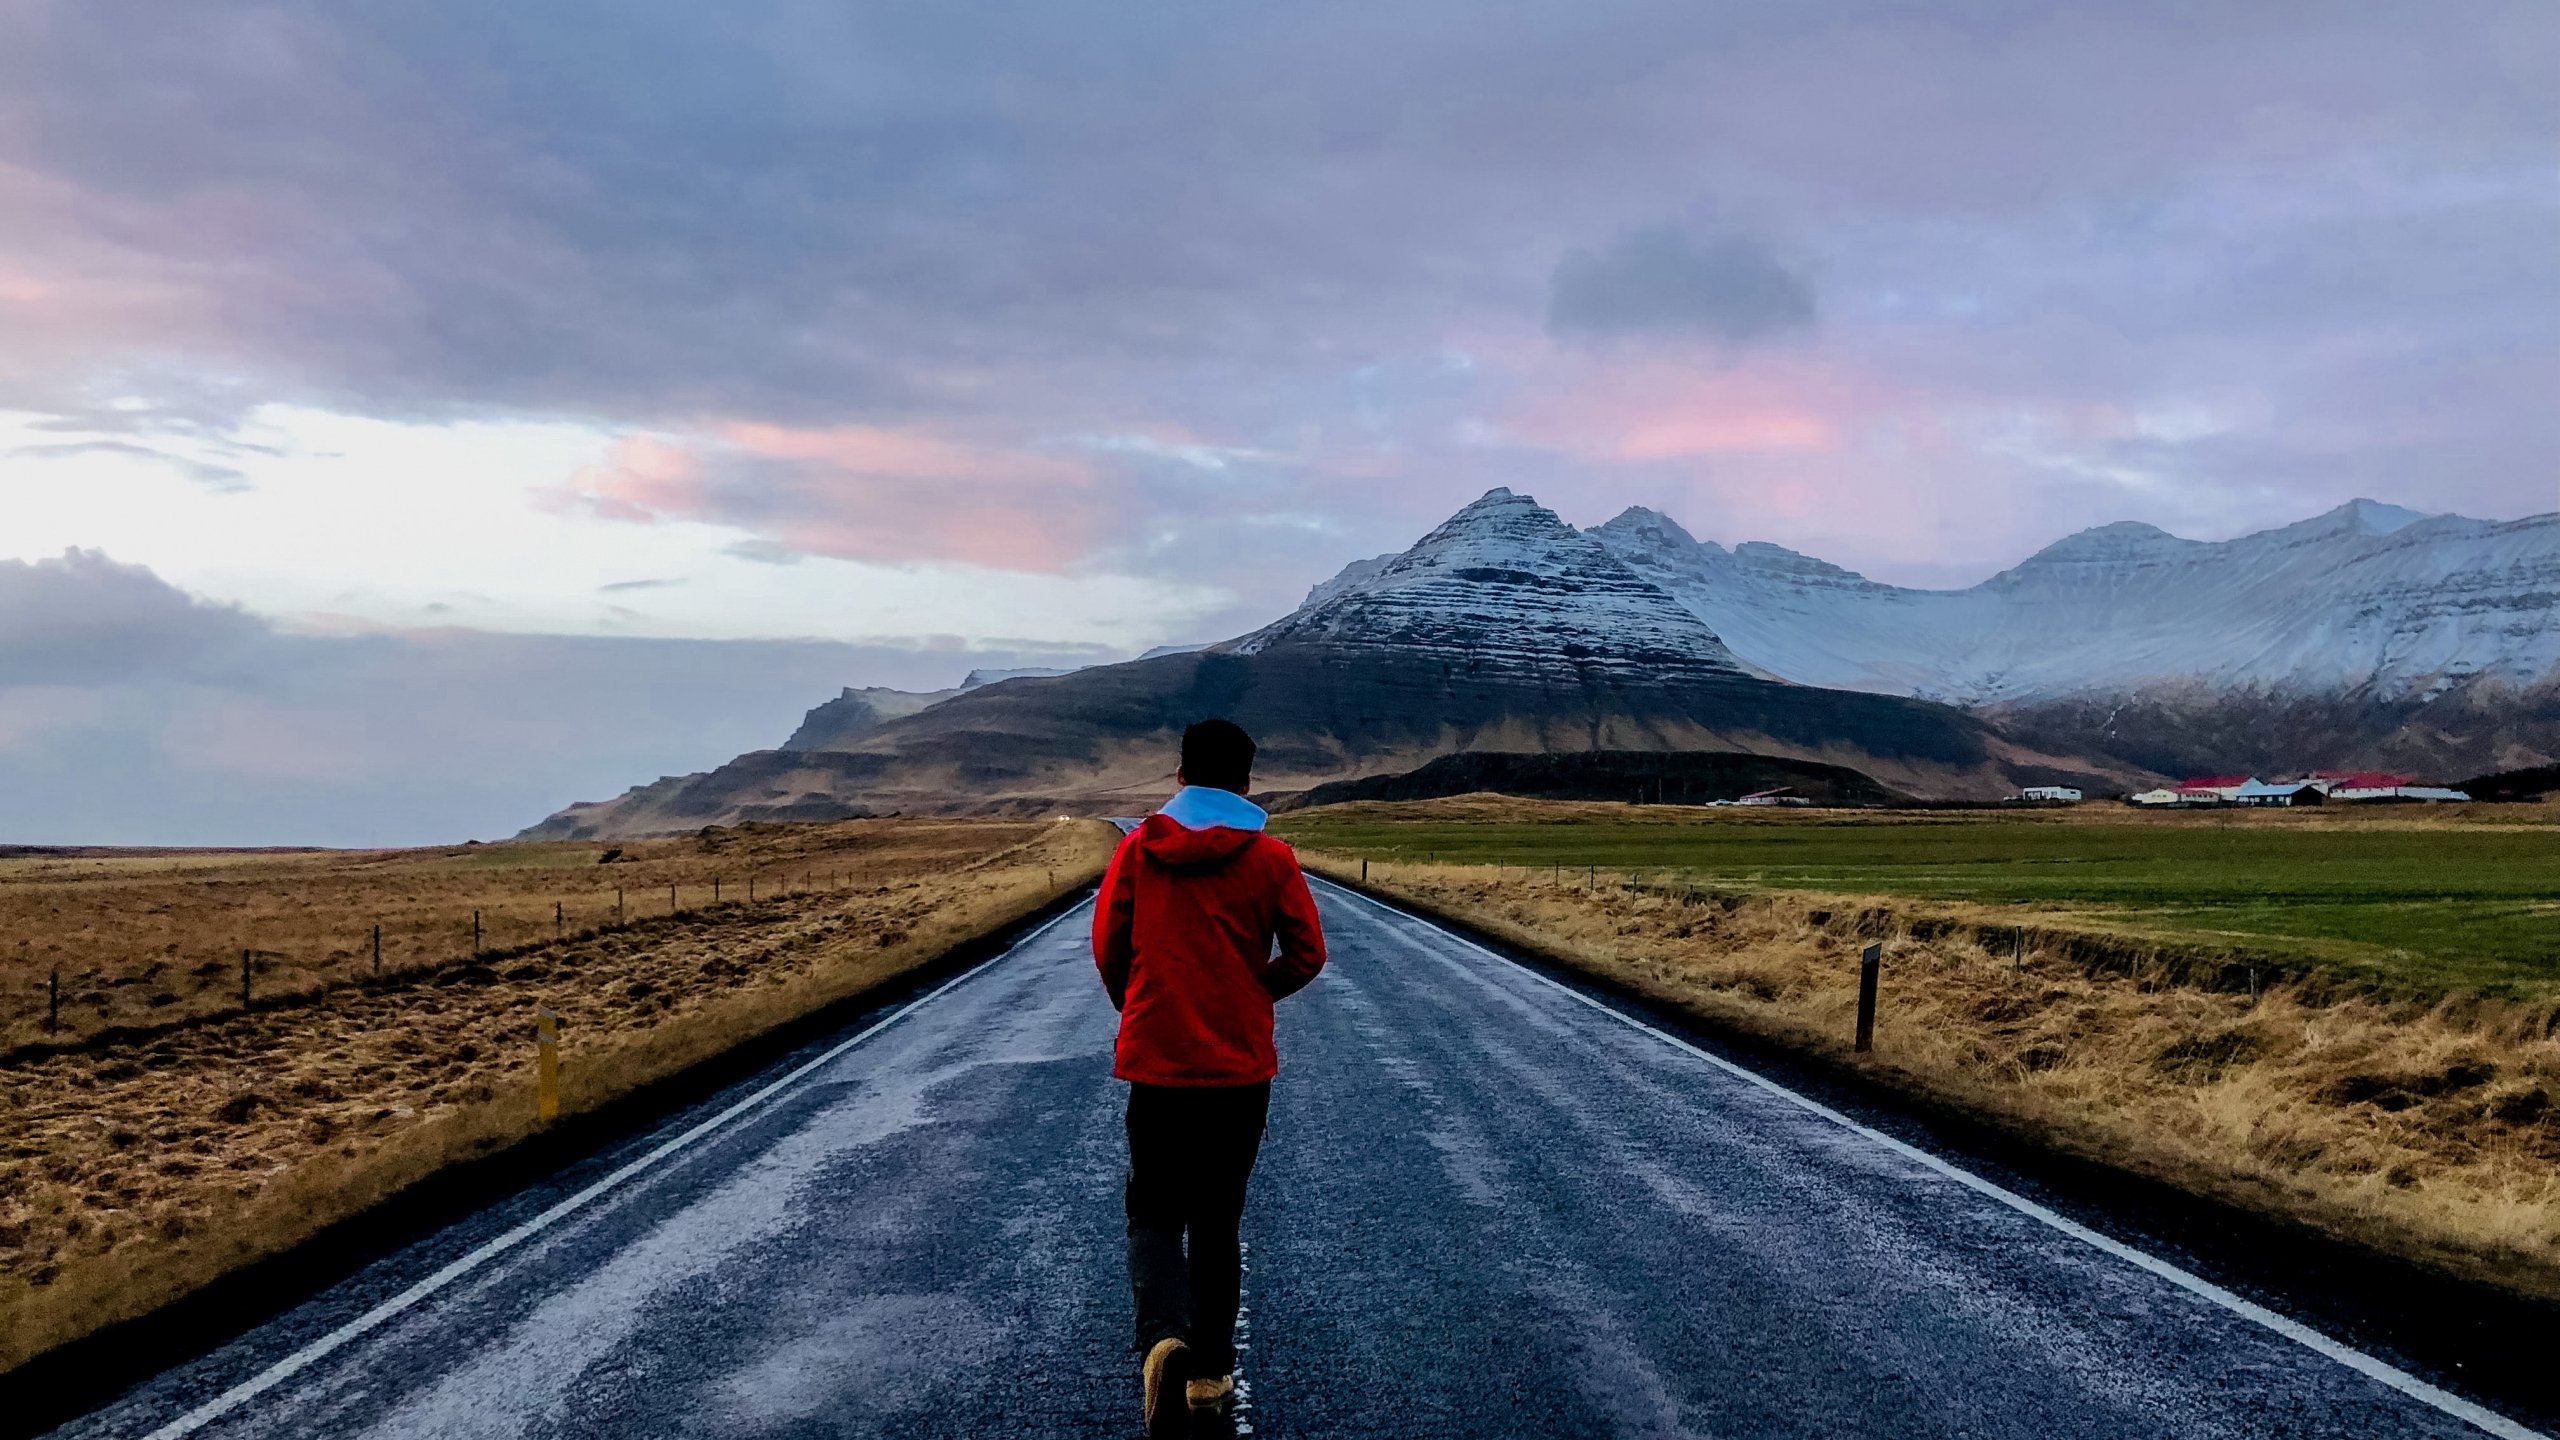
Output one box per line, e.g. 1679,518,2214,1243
1093,793,1327,1086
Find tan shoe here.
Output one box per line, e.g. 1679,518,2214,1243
1141,1336,1193,1438
1187,1373,1235,1415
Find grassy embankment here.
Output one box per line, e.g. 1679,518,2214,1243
0,817,1118,1374
1275,798,2560,1298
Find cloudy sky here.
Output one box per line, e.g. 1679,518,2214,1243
4,1,2554,843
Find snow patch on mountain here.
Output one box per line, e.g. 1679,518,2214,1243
1299,553,1395,609
961,666,1074,689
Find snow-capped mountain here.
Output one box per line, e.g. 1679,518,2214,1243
1576,499,2560,705
525,488,2118,835
1229,488,1748,681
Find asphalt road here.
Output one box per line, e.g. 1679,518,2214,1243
48,881,2549,1440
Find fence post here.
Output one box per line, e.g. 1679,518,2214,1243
1361,859,1368,882
555,901,563,935
748,876,756,903
1854,943,1882,1053
616,886,625,923
46,968,58,1033
473,910,482,955
668,884,676,914
240,949,252,1010
535,1007,562,1125
714,877,721,903
372,924,382,977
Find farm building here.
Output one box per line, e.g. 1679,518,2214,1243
2127,773,2467,808
2173,775,2254,803
2017,785,2084,802
2307,770,2413,798
1735,787,1812,807
2300,771,2471,801
2234,779,2325,806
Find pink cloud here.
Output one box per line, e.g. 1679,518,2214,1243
1512,355,1860,462
1616,409,1838,459
550,422,1105,571
552,436,705,523
1476,348,2057,574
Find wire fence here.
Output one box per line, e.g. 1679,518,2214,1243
6,868,864,1055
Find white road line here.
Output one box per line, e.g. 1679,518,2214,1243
1313,878,2549,1440
1231,1239,1256,1436
138,901,1092,1440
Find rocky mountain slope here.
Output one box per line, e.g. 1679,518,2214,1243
779,668,1082,752
523,490,2119,836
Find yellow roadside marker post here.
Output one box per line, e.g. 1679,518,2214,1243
536,1007,563,1126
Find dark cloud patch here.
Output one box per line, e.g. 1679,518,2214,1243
0,554,1111,845
0,549,268,684
723,540,807,566
1547,225,1817,343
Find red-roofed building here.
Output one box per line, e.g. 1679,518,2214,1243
2173,776,2253,801
2306,771,2467,802
2307,770,2416,795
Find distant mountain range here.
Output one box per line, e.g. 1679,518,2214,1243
1324,493,2559,779
521,489,2555,837
1582,498,2557,704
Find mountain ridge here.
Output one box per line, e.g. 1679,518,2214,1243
1571,498,2559,704
522,489,2124,837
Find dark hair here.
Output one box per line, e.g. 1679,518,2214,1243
1180,718,1256,793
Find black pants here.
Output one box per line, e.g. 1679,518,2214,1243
1125,1080,1270,1377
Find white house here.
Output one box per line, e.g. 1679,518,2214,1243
2128,788,2182,807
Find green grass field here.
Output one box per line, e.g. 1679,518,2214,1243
1272,805,2560,996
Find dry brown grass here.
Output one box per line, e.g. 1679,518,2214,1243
1305,854,2560,1301
0,817,1118,1373
0,823,1036,1049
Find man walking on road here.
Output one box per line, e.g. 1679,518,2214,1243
1094,718,1327,1436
